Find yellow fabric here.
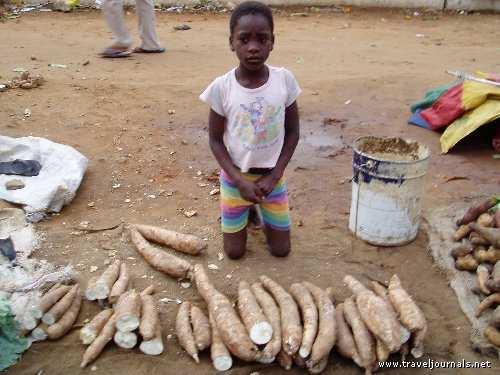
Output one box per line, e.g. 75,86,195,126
440,99,500,153
460,81,500,112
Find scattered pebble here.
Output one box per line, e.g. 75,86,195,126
112,183,121,189
160,297,182,304
183,210,197,218
24,108,31,118
89,266,98,273
90,366,98,371
210,188,220,196
180,281,191,289
226,274,232,279
79,221,90,229
217,252,224,261
83,318,90,324
5,179,25,190
83,60,90,66
198,183,208,187
173,24,191,31
344,99,352,105
124,199,131,203
168,109,176,115
87,201,95,208
208,263,219,271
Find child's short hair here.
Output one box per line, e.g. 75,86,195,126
229,1,274,34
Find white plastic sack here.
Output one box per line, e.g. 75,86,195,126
0,136,88,217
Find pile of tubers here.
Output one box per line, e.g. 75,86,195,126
176,265,427,374
28,283,82,343
80,284,163,368
451,197,500,348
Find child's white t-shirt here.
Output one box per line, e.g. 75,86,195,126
200,65,301,173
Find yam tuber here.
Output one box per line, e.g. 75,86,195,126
190,304,211,351
455,254,478,271
457,197,497,226
80,309,114,345
238,280,273,345
251,282,282,364
42,284,79,325
343,297,376,375
484,326,500,347
81,315,117,368
494,209,500,228
470,232,490,246
475,293,500,317
474,247,500,264
290,283,318,359
477,265,491,295
208,311,232,371
115,289,141,332
85,276,99,301
95,259,121,300
450,244,474,259
38,284,71,316
134,224,207,255
491,306,500,328
47,290,82,340
453,225,472,242
260,275,302,356
193,265,259,361
176,301,199,363
303,282,336,369
114,331,137,349
130,227,192,279
109,263,130,304
276,350,293,371
388,275,427,358
335,303,362,367
139,294,158,341
344,275,408,352
477,213,494,227
469,223,500,248
139,324,164,355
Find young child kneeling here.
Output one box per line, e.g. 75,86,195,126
200,1,301,259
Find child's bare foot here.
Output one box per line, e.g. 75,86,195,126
248,205,263,230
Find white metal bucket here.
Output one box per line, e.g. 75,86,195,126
348,136,430,246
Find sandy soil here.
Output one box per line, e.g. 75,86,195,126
1,6,500,375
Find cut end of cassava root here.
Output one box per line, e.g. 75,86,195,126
114,331,137,349
249,321,273,345
213,356,232,371
116,315,140,332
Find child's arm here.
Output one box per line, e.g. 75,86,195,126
208,109,264,203
256,101,300,195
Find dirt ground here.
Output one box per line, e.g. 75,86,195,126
2,6,500,375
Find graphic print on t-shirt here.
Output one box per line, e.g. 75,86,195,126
234,97,284,151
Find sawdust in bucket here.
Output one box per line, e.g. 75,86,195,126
355,136,427,162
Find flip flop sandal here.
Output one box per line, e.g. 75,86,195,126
132,47,166,54
99,48,132,58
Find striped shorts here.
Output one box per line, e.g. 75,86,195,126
220,170,291,233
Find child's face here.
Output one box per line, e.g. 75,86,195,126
230,14,274,72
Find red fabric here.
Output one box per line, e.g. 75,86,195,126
493,125,500,152
420,84,465,130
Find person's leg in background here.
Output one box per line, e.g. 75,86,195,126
100,0,133,57
134,0,164,53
